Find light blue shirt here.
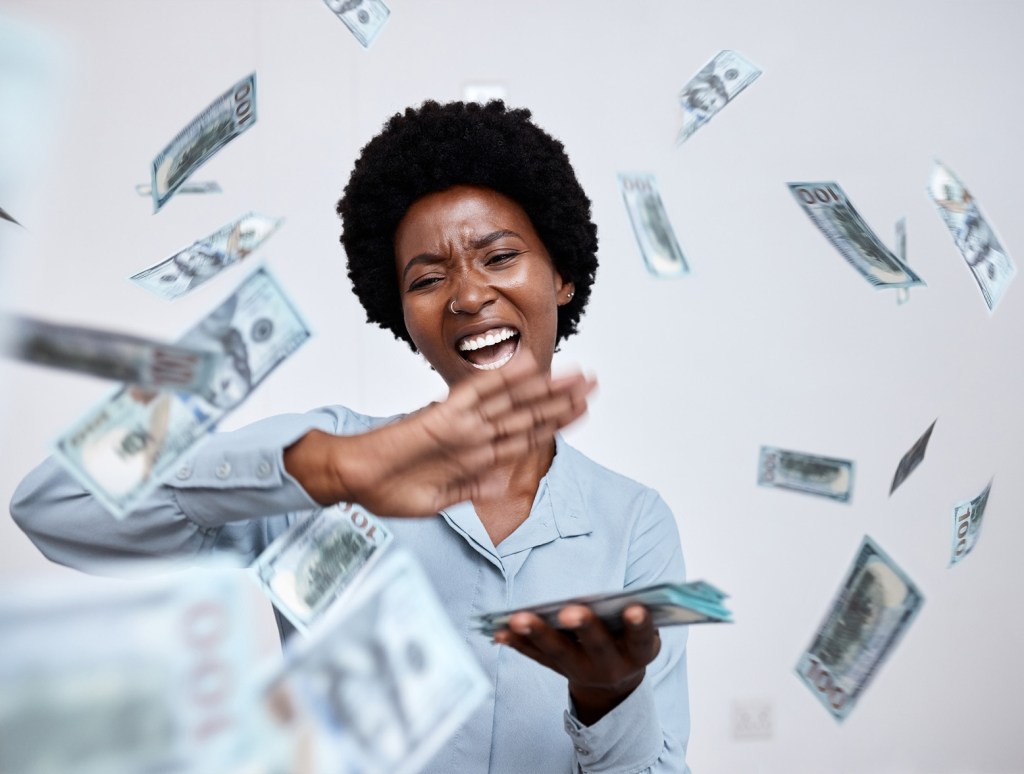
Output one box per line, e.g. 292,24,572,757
11,406,691,774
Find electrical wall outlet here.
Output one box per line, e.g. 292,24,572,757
731,700,773,740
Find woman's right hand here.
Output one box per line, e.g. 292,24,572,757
284,351,596,516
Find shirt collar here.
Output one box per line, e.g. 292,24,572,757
440,435,593,564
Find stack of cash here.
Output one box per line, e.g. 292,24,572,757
472,580,732,637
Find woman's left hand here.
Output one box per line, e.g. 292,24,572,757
493,603,660,725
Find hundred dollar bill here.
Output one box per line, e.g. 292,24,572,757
618,173,689,277
676,49,761,146
0,314,223,392
323,0,390,48
927,160,1016,312
472,580,731,638
151,73,257,213
950,479,991,567
0,568,253,774
53,267,311,519
130,212,284,301
0,205,21,226
889,419,936,495
262,548,489,774
789,182,924,289
136,180,221,196
795,536,923,721
758,445,854,503
253,504,393,634
895,217,910,304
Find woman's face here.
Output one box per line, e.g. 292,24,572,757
394,185,573,388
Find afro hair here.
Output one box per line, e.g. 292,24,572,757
337,100,598,351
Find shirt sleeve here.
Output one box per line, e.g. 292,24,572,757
563,489,692,774
9,408,341,575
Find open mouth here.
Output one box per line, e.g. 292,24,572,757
457,326,520,371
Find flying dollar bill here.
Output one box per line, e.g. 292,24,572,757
262,548,490,774
323,0,390,48
472,580,732,638
53,267,311,519
135,180,221,197
0,205,21,227
151,73,256,213
796,536,923,721
927,160,1016,312
950,479,992,567
0,568,253,774
617,173,689,278
889,419,936,495
758,445,854,502
895,217,910,305
0,314,223,392
789,182,924,289
676,49,761,146
253,504,393,634
130,212,284,301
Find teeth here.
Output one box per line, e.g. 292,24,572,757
471,347,516,371
458,326,517,352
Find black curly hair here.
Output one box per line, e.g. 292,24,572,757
337,100,598,352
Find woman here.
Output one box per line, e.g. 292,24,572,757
12,100,691,773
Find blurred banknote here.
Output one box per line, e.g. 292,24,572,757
949,479,991,567
0,569,253,774
473,580,732,637
0,314,223,392
130,212,284,300
254,504,393,634
151,73,256,213
895,217,910,304
136,180,221,197
676,49,761,146
0,205,21,226
617,173,689,277
323,0,390,48
758,445,854,503
53,267,311,519
889,419,936,495
927,160,1016,312
789,182,924,288
795,535,923,721
262,548,489,774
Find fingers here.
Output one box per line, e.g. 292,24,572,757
469,373,595,448
495,612,578,672
559,605,618,664
621,604,661,665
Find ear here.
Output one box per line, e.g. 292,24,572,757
556,276,575,306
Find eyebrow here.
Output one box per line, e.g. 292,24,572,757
470,229,522,249
401,230,524,281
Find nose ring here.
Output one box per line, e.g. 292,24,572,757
449,299,459,315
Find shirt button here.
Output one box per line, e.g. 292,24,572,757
215,462,232,479
257,460,272,478
176,465,192,480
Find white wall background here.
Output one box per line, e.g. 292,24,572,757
1,1,1022,772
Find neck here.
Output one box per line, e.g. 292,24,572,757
473,436,557,546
